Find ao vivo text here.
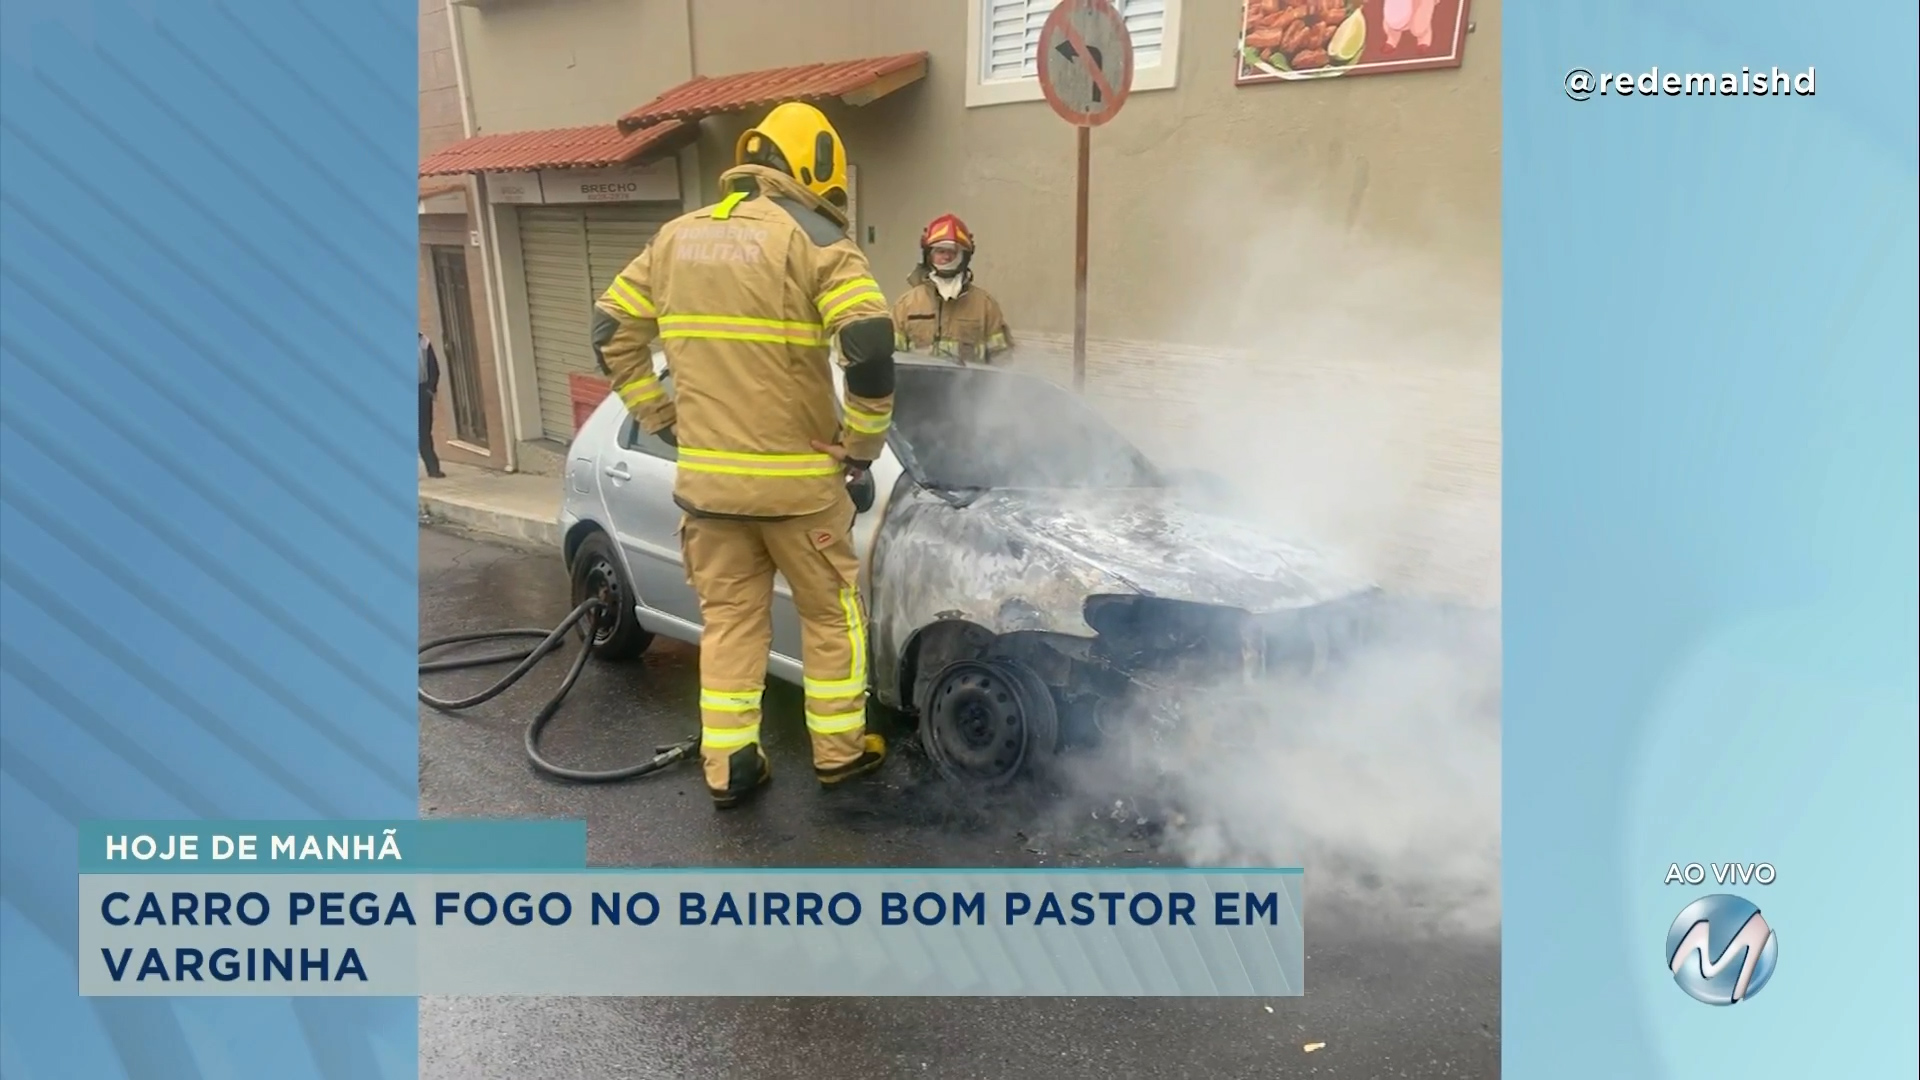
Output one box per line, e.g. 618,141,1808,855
1663,862,1777,886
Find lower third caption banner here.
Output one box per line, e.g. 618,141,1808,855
78,870,1305,996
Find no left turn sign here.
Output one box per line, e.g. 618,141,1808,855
1038,0,1135,128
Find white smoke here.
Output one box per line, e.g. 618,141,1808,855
1085,604,1504,939
998,153,1503,937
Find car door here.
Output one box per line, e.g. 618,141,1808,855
854,449,902,598
597,368,703,628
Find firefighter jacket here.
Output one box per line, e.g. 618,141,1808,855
890,272,1013,364
591,164,897,521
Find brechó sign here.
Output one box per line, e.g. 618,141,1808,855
483,161,680,206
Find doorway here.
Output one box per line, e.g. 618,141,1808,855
430,244,489,447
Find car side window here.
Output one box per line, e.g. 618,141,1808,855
619,418,676,462
616,363,676,462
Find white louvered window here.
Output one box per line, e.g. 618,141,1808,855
977,0,1177,90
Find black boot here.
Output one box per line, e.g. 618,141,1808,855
711,745,771,809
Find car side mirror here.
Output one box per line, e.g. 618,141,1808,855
848,470,876,514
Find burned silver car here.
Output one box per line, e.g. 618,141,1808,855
559,355,1380,786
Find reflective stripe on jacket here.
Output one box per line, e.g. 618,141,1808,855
593,165,894,519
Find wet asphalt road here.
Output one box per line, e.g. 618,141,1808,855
416,527,1499,1079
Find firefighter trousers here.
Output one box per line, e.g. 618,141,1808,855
679,494,871,793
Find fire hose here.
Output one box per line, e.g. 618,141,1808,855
417,598,700,782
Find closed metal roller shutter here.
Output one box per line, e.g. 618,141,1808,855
518,206,592,442
517,201,678,442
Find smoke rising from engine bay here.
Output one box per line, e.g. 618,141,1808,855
966,179,1503,939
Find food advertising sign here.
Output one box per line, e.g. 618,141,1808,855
1236,0,1471,84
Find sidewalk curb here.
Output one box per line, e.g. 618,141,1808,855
419,489,562,549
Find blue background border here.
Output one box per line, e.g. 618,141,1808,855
1506,2,1917,1078
2,1,419,1076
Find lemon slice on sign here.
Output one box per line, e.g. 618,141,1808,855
1330,9,1366,64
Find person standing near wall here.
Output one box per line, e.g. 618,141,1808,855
890,214,1014,366
418,330,445,478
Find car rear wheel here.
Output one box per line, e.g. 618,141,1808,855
918,658,1059,787
569,530,654,661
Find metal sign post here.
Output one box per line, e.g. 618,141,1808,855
1038,0,1133,393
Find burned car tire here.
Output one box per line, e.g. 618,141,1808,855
918,658,1059,787
569,530,654,662
990,660,1061,766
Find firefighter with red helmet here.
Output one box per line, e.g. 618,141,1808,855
890,214,1014,365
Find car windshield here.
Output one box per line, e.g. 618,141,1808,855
889,364,1164,491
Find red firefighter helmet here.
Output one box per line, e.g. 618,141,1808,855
919,214,975,279
920,213,975,252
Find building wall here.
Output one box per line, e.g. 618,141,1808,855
454,0,695,134
419,0,507,469
419,0,465,159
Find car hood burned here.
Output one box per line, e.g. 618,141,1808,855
868,483,1377,651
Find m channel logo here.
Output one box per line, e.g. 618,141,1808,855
1665,893,1779,1006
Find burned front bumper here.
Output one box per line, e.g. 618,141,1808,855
1047,588,1386,745
1248,587,1385,681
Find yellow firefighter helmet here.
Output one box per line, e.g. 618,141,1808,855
735,101,849,209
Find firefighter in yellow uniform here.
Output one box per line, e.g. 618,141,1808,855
589,102,895,809
890,214,1014,365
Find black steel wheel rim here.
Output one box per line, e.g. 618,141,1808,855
574,554,623,645
926,661,1029,783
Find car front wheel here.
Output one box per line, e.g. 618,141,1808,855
917,657,1059,787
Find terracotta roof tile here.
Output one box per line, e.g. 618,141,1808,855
618,52,929,130
418,178,466,199
419,120,692,176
